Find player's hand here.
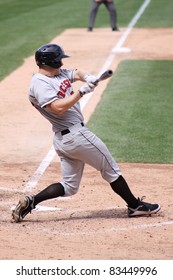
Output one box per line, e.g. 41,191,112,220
79,82,95,96
84,74,98,86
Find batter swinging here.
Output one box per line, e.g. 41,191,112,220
12,44,160,222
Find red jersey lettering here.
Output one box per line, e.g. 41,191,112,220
57,79,71,98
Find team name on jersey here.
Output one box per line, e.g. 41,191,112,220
57,79,74,98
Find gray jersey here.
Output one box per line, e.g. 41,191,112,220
29,69,84,132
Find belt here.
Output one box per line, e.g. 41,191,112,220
61,122,84,136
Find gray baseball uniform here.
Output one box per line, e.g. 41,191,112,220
11,43,160,223
29,69,121,196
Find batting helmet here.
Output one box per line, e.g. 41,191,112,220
35,44,70,68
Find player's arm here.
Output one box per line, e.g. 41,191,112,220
74,69,90,82
46,70,98,115
46,83,94,115
46,91,82,115
74,69,98,85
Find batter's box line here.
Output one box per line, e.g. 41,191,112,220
37,220,173,237
0,187,25,193
66,220,173,236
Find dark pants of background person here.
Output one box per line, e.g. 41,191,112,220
88,0,118,31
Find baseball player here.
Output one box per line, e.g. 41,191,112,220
88,0,119,32
12,43,160,222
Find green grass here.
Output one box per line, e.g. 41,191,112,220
0,0,90,80
88,61,173,163
0,0,171,80
136,0,173,27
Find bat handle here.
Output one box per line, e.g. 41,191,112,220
93,79,99,86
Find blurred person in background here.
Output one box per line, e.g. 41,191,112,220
88,0,119,32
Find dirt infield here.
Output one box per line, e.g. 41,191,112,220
0,28,173,260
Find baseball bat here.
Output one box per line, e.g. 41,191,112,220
95,69,113,84
79,70,113,95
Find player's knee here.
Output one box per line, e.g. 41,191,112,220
101,171,121,182
62,182,79,197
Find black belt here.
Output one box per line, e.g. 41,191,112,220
61,122,84,136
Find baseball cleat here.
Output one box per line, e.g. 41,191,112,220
112,27,119,31
12,195,35,222
128,197,161,217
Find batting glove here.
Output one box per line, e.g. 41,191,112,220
84,74,98,86
79,82,95,97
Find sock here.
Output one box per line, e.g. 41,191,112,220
34,182,65,206
110,175,138,208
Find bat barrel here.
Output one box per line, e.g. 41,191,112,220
107,70,113,76
98,69,113,82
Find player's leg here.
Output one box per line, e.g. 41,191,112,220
12,182,65,222
76,129,138,206
12,154,84,222
58,154,85,197
76,128,160,216
26,151,84,204
104,2,119,31
88,0,100,31
110,176,160,216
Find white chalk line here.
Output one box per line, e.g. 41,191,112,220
60,220,173,236
10,205,64,212
24,0,151,192
0,187,25,193
24,146,55,191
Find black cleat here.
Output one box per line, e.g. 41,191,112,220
12,195,35,222
128,197,161,217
